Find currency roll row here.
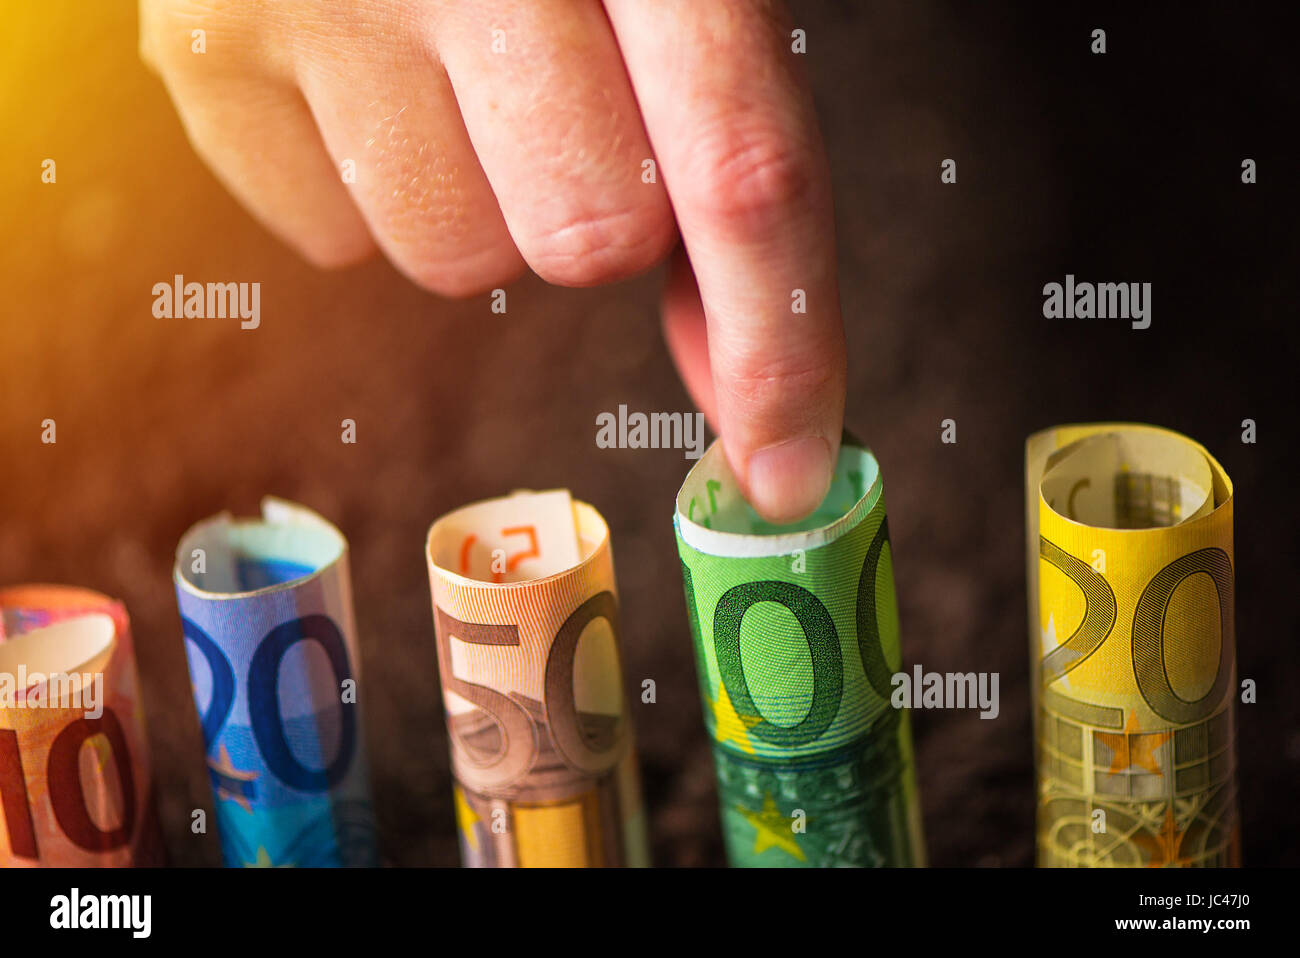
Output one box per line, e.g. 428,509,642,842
0,423,1238,867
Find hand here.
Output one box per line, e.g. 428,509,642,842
141,0,846,522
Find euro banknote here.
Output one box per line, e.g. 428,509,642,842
674,438,925,867
174,498,378,867
426,489,648,866
0,585,164,866
1026,423,1240,866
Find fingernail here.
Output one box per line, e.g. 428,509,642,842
746,437,833,524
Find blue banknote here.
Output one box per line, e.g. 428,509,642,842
174,498,378,867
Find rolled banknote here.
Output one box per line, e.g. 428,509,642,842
426,489,648,866
675,437,925,867
0,585,164,866
174,498,378,867
1026,423,1240,866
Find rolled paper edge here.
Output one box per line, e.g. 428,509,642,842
173,496,349,600
1024,422,1238,867
0,585,165,865
0,583,129,628
1029,422,1233,534
0,615,116,706
0,584,132,697
426,494,611,591
675,436,885,558
1025,422,1234,659
170,499,374,867
425,494,647,866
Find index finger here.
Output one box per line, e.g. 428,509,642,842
603,0,846,522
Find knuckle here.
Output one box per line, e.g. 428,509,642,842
719,350,840,413
521,202,676,287
140,0,268,77
400,247,525,299
139,1,212,75
679,123,815,233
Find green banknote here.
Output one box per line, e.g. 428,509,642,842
674,437,925,866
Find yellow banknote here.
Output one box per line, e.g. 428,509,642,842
1026,424,1239,867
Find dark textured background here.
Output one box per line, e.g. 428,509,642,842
2,2,1296,866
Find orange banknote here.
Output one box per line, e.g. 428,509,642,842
0,585,163,866
426,490,648,866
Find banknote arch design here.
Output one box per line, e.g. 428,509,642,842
173,498,378,867
675,436,926,866
1026,423,1239,867
0,586,162,865
426,490,648,867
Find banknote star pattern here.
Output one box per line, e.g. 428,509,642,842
739,793,806,862
208,744,258,813
1096,712,1171,777
1131,805,1191,868
710,681,761,755
244,846,293,868
453,785,481,853
680,441,924,866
